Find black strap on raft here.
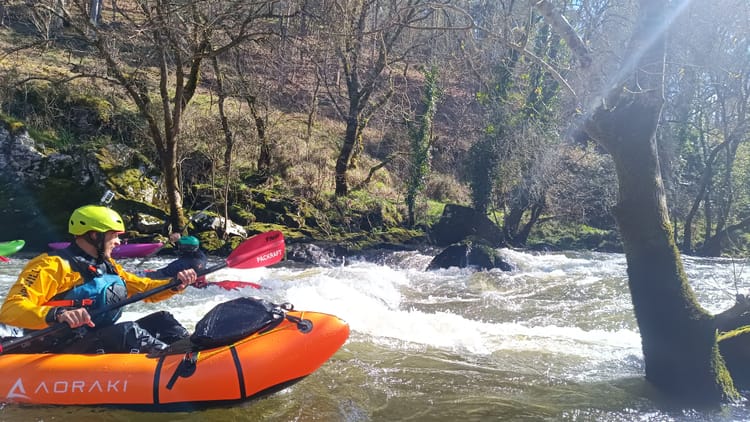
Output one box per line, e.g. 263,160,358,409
286,314,313,333
166,351,198,390
152,298,316,395
272,303,313,334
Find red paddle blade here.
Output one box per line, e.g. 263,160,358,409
226,230,285,269
0,256,9,263
212,280,264,290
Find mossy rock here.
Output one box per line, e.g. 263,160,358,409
113,198,168,227
96,144,157,176
245,223,309,242
718,326,750,391
529,222,621,252
95,145,162,205
194,231,224,253
372,227,426,246
0,113,25,135
67,93,114,125
229,205,256,225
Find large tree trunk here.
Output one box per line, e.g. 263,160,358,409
213,54,234,238
163,150,184,233
335,114,359,196
247,99,271,179
582,0,736,403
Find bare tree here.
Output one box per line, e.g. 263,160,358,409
39,0,292,231
311,0,437,196
663,1,750,256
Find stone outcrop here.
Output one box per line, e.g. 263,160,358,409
430,204,505,247
0,126,241,251
426,204,513,271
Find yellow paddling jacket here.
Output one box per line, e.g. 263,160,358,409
0,252,179,330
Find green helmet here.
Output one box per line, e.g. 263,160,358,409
177,235,200,253
69,205,125,235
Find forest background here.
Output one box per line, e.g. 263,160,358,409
0,0,748,257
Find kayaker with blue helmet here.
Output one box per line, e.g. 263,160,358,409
0,205,198,353
149,235,207,279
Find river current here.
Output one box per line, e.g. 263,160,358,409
1,248,750,421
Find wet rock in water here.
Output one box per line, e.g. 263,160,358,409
286,243,345,266
426,242,514,271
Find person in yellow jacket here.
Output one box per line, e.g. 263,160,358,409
0,205,198,353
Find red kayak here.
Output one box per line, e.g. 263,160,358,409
48,242,163,259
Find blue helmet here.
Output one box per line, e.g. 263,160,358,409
177,235,200,253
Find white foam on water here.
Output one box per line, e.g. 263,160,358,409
2,249,736,385
204,259,645,370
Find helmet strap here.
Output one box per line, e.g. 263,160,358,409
83,231,106,260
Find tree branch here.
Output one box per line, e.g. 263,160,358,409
532,1,591,68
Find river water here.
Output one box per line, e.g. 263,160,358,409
1,248,750,421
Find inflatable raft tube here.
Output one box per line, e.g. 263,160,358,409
0,310,349,408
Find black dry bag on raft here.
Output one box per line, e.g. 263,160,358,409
190,297,287,348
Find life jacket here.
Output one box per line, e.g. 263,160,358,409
45,248,128,327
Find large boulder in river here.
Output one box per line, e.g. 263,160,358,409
430,204,505,247
426,241,515,271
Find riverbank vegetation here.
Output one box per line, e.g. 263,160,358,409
0,1,748,258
